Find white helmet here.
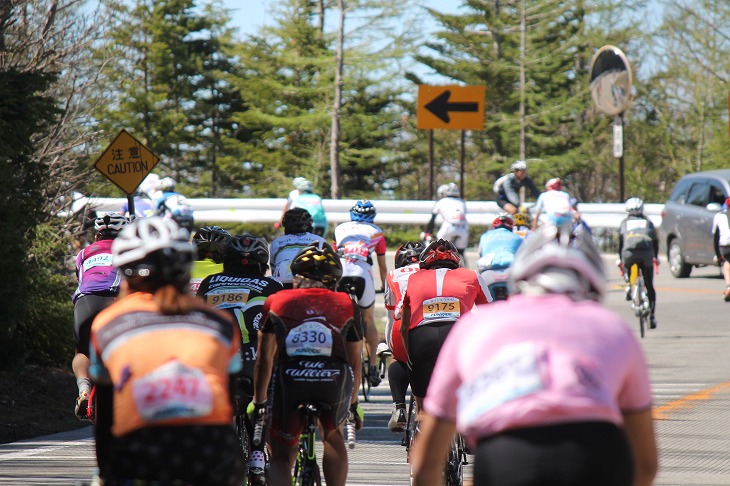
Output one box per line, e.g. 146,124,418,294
113,217,194,285
139,173,161,197
511,160,527,171
159,177,176,192
625,197,644,216
509,224,606,301
293,177,314,192
437,182,460,198
94,212,129,234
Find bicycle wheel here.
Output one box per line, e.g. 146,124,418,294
405,394,418,463
361,354,371,402
444,434,465,486
233,413,250,486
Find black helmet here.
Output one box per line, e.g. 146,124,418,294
193,226,231,263
419,238,461,270
282,208,314,234
395,241,425,269
224,233,270,272
290,241,342,289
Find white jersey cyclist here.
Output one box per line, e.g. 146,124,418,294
334,216,386,308
424,183,469,251
533,178,572,229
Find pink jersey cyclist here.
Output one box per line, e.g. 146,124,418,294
426,294,651,442
411,225,658,486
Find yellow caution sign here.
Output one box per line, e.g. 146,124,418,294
94,129,160,195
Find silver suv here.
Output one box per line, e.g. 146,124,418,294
659,169,730,277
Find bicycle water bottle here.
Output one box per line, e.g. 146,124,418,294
346,419,356,449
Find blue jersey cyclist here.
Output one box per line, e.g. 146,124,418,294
276,177,328,237
477,214,524,273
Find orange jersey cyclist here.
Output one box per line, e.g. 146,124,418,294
253,241,363,486
89,217,244,485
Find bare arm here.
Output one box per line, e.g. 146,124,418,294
346,340,362,406
253,331,277,403
411,414,456,486
622,409,658,486
377,253,388,291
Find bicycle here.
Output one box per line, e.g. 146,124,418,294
403,392,467,486
292,402,327,486
628,263,651,338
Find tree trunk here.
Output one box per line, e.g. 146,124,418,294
329,0,345,199
519,0,526,160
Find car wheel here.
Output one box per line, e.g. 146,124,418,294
668,239,692,278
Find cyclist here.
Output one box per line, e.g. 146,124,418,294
619,197,659,329
411,224,657,486
197,233,283,484
89,217,244,485
189,225,231,294
71,212,128,419
713,197,730,302
383,241,424,432
270,208,326,289
532,177,572,231
421,183,469,263
493,160,540,215
275,177,328,237
399,238,490,415
477,214,523,273
334,199,388,387
252,241,363,486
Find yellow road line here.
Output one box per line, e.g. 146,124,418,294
653,381,730,420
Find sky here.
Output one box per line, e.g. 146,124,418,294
223,0,461,37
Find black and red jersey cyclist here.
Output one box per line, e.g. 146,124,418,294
400,238,491,414
253,241,363,486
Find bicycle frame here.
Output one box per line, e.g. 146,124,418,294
629,263,651,338
293,403,323,486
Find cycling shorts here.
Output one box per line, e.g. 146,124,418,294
269,359,354,447
102,424,244,485
406,320,455,398
341,259,375,308
473,421,632,486
74,293,116,355
436,222,469,251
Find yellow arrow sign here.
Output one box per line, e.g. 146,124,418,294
417,85,486,130
94,130,160,195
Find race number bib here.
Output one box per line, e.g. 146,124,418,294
342,242,369,260
422,296,461,321
206,289,250,308
82,253,113,271
457,342,543,427
132,360,213,421
285,321,334,357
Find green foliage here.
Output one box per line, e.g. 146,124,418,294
0,69,60,349
14,224,77,368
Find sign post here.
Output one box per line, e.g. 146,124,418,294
589,45,633,202
94,129,160,216
417,85,486,198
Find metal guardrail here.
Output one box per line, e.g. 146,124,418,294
69,197,663,229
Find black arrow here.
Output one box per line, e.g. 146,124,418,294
424,90,479,123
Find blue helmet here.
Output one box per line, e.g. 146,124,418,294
350,200,376,223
